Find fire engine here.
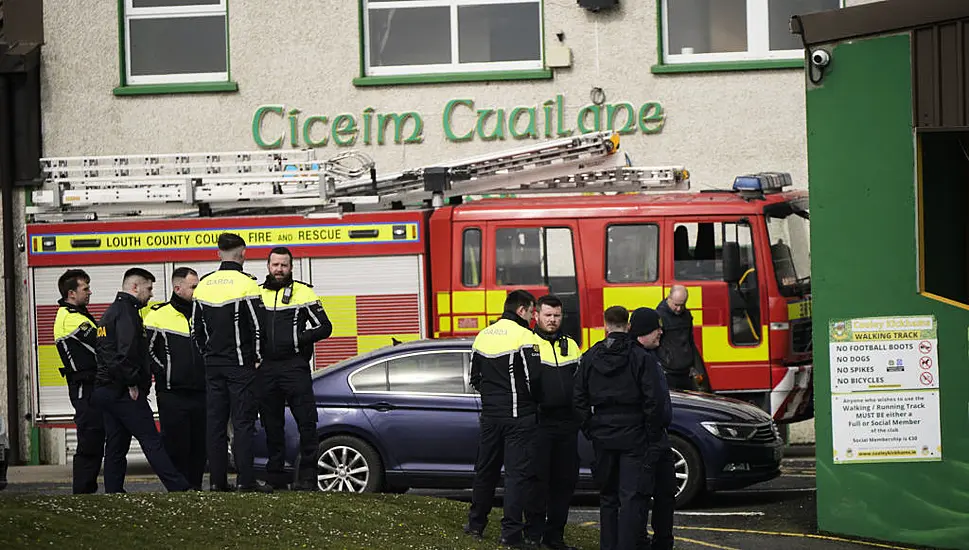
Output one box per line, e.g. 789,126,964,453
25,131,812,429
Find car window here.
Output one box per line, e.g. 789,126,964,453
350,362,389,392
388,352,466,394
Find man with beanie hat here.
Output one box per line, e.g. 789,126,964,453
574,306,665,550
629,307,676,550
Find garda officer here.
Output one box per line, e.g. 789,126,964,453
145,267,207,490
629,307,676,550
573,306,668,550
464,290,542,547
53,269,104,494
259,247,332,491
524,294,582,550
91,268,191,493
192,232,272,493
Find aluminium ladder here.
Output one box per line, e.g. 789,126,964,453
28,131,690,221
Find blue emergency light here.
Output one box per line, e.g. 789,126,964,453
732,172,793,193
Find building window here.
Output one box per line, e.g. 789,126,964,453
661,0,839,65
919,130,969,308
121,0,230,86
606,225,660,283
363,0,543,77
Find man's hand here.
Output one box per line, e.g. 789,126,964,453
128,386,139,401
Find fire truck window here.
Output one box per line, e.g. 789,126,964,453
494,227,582,344
673,222,722,281
462,228,482,287
606,224,659,283
495,228,544,286
724,222,761,345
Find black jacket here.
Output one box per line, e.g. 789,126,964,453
533,328,582,423
470,313,541,419
656,299,700,375
192,261,264,368
53,299,99,384
95,292,152,393
574,332,671,450
261,277,333,364
145,293,206,392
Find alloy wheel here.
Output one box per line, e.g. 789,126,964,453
317,445,370,492
671,446,689,497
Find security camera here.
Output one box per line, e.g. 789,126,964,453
810,49,831,68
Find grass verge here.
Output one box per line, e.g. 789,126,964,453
0,491,600,549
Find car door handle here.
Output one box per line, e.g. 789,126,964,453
367,402,396,412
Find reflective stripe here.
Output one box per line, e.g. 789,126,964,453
246,297,262,360
58,340,77,371
508,354,517,418
292,306,300,355
163,332,172,391
234,302,243,365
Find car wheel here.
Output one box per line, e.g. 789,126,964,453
316,436,384,493
671,434,704,508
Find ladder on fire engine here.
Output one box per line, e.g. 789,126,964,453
27,131,690,221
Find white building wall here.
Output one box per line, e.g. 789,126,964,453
38,0,833,190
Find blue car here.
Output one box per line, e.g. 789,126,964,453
252,339,783,507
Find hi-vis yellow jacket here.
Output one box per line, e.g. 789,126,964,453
533,331,582,422
145,296,206,392
260,279,332,363
192,261,264,368
53,299,98,383
470,313,541,418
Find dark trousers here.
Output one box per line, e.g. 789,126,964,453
157,389,207,490
92,386,190,493
525,422,579,544
258,359,318,484
594,444,647,550
68,380,104,494
205,365,258,488
643,448,677,550
467,414,538,542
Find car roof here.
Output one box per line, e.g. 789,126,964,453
313,338,474,377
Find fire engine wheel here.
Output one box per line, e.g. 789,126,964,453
671,435,705,508
315,436,384,493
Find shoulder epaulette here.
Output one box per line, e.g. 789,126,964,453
243,271,258,281
294,279,314,288
150,302,169,311
199,270,217,281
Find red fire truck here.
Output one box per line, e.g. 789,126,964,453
25,132,812,426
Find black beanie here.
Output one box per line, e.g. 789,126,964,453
629,307,663,337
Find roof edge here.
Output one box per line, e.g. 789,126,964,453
793,0,969,46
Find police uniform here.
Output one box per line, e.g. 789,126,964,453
92,292,190,493
574,325,670,550
629,309,676,550
53,299,104,494
525,330,582,550
259,277,332,489
465,312,542,545
192,260,268,492
145,294,207,490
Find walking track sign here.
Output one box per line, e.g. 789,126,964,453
828,315,943,464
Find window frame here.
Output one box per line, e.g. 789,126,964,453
604,223,661,284
116,0,236,94
359,0,546,80
348,350,474,396
656,0,844,71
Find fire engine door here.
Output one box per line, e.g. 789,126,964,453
485,221,584,345
666,218,769,390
